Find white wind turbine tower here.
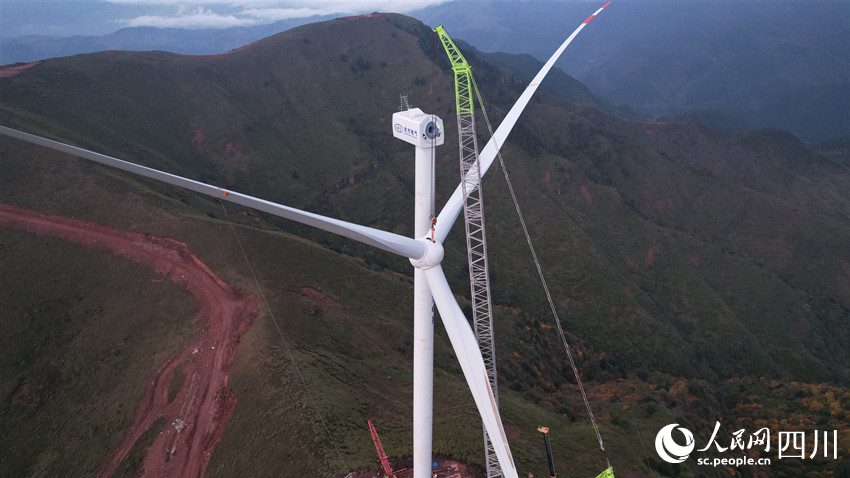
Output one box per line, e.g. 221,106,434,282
0,3,612,476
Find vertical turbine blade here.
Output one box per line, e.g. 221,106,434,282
423,265,518,478
434,1,612,243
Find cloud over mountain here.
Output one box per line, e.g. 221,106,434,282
109,0,450,29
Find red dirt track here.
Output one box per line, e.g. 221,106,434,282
0,61,42,78
0,203,257,478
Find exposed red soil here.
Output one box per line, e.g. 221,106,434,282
224,140,243,157
0,203,257,478
542,169,552,190
346,459,479,478
644,247,655,266
8,382,35,407
580,184,593,204
0,61,42,78
344,13,386,21
295,286,348,315
192,128,205,145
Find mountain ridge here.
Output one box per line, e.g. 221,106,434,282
5,2,850,143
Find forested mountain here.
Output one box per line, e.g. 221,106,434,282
2,13,849,478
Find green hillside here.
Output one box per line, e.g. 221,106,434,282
2,13,850,478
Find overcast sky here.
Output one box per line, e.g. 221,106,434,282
0,0,452,37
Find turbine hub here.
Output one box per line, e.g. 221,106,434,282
409,238,444,270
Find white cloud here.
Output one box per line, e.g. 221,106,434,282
119,6,256,28
239,7,329,21
107,0,450,12
112,0,451,30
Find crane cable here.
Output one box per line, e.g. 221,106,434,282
470,77,611,468
216,199,347,472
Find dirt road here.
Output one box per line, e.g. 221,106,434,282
0,203,258,478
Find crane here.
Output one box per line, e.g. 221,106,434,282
368,419,397,478
538,426,616,478
537,427,557,478
435,19,617,478
434,25,501,478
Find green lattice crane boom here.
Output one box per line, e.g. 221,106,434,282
434,26,475,117
434,25,501,478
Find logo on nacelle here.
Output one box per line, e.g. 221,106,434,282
394,123,417,138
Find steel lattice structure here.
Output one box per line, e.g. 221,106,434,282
435,25,502,478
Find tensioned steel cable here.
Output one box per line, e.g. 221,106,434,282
472,79,610,466
216,199,347,472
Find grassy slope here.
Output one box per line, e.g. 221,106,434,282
0,231,201,477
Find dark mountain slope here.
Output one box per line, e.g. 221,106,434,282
2,13,850,478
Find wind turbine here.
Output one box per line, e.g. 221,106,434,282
0,3,612,477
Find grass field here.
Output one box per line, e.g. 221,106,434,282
0,229,201,477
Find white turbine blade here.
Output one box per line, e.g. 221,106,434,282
434,1,612,243
423,265,518,478
0,125,426,260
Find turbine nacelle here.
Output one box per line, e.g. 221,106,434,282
392,108,444,148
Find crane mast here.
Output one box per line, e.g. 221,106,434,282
434,25,501,478
368,419,396,478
